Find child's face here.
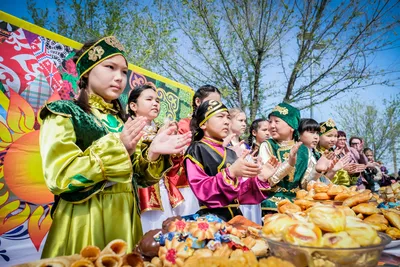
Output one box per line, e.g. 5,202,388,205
300,130,319,149
365,150,374,162
129,89,160,121
230,112,247,135
268,115,294,142
253,121,270,144
319,129,338,149
203,111,230,140
87,55,128,102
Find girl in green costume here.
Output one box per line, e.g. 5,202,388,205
299,118,351,187
39,37,191,258
258,103,306,213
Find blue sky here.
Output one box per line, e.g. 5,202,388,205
2,0,398,123
1,1,400,167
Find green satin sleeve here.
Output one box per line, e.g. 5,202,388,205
131,140,172,188
332,169,351,186
40,114,133,195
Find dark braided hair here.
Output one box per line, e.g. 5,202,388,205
191,85,221,115
190,111,203,142
247,118,268,145
73,39,127,121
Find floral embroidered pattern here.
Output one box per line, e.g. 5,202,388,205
283,152,289,160
272,105,289,115
88,46,104,61
104,36,126,52
325,118,336,127
320,125,327,133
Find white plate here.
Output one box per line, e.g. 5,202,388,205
385,239,400,249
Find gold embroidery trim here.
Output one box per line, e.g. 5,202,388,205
88,46,105,61
104,36,126,51
272,105,288,115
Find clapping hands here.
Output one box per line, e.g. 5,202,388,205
148,126,192,161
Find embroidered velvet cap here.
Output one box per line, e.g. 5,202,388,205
196,100,228,126
319,118,338,136
76,36,127,78
268,102,301,140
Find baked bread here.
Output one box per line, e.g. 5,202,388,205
351,203,381,215
262,214,297,238
296,189,308,199
322,231,360,248
283,223,323,247
327,185,343,197
342,190,372,207
382,209,400,229
363,214,389,225
313,192,331,200
308,205,346,232
386,227,400,240
277,199,302,214
345,216,378,246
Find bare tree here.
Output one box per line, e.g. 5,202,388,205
155,0,296,121
25,0,176,68
333,95,400,174
281,0,400,110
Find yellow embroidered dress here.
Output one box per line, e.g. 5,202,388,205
39,94,167,258
316,146,351,186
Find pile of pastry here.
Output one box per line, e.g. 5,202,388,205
295,181,381,204
263,202,382,248
281,187,400,241
380,182,400,202
135,215,276,266
16,239,142,267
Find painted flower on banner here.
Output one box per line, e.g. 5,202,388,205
59,80,73,100
65,59,77,77
0,89,60,251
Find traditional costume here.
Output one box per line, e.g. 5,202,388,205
184,100,270,222
317,119,351,186
39,37,169,258
227,139,262,224
258,103,309,211
138,121,199,233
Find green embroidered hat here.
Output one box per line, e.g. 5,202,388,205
76,36,127,79
319,118,338,136
268,102,301,140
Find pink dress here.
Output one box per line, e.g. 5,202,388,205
184,137,270,221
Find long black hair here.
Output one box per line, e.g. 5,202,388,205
247,118,268,145
127,84,157,117
191,85,221,115
73,39,127,121
299,118,320,134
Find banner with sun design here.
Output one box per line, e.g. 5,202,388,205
0,11,193,266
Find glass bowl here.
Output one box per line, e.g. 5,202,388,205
264,232,391,267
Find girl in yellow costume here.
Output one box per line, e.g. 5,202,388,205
317,119,352,186
39,37,191,258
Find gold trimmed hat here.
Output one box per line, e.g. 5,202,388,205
76,36,127,79
319,118,338,136
268,102,301,140
198,100,228,126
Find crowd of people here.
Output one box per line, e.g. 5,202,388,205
38,36,396,258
